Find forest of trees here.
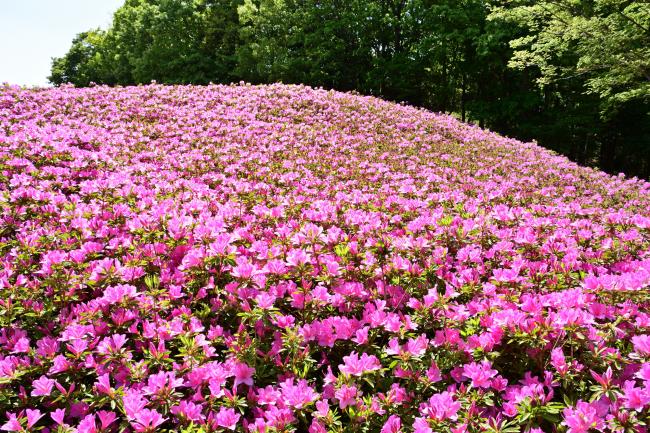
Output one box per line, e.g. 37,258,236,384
50,0,650,178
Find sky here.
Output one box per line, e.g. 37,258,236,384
0,0,123,87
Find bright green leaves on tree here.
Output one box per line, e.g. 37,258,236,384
51,0,243,86
490,0,650,116
49,29,110,87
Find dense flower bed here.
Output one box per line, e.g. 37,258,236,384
0,83,649,433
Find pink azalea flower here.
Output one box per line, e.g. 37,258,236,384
48,355,71,374
97,411,117,429
550,348,569,375
562,401,605,433
632,335,650,357
339,352,381,376
76,415,98,433
636,363,650,381
25,409,44,429
0,413,22,432
35,337,59,358
255,292,277,309
171,401,204,422
413,417,433,433
95,373,114,396
123,389,148,420
10,337,30,354
215,407,240,430
424,392,461,421
231,257,257,280
96,333,127,355
232,362,255,388
426,361,442,383
102,284,138,303
335,385,358,409
31,375,56,397
286,249,310,267
462,360,498,388
131,409,166,432
381,415,401,433
279,378,319,409
66,339,89,357
404,335,428,357
315,400,329,417
50,408,66,426
143,371,183,396
309,419,327,433
622,380,650,411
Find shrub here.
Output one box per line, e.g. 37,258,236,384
0,83,649,432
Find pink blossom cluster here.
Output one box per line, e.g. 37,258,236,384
0,82,649,432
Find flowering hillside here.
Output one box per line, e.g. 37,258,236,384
1,83,649,433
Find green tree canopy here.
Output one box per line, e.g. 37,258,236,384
490,0,650,114
49,29,109,86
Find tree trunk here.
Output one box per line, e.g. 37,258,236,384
599,138,617,174
461,74,466,123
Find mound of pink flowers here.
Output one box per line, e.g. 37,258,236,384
1,83,649,433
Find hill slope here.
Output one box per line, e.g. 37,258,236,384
1,83,649,432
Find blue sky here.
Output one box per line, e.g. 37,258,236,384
0,0,123,87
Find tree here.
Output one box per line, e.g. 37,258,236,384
489,0,650,177
236,0,373,90
50,0,244,86
49,30,110,86
491,0,650,112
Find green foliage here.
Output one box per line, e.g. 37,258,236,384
236,0,373,91
49,29,110,86
489,0,650,175
51,0,243,86
50,0,650,178
491,0,650,113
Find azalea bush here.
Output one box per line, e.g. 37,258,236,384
0,82,649,433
